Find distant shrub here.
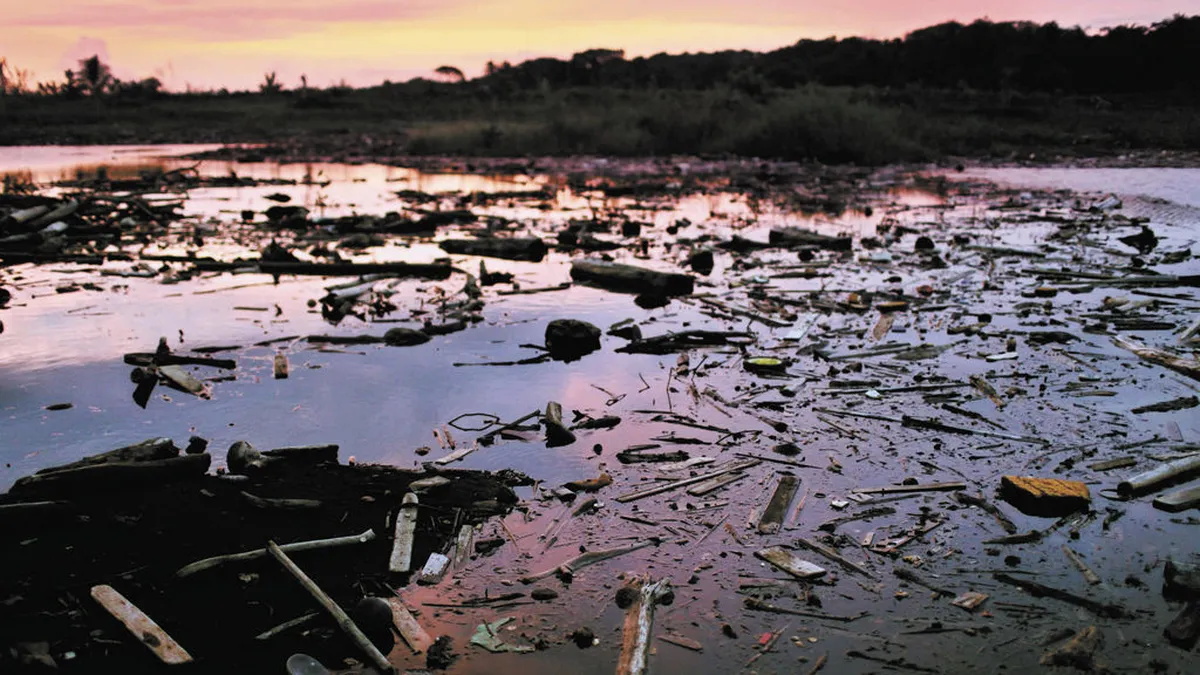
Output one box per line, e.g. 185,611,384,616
728,89,928,164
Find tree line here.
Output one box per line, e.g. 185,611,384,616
3,15,1198,99
470,15,1200,96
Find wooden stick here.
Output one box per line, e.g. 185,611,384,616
796,538,876,578
90,585,193,665
389,494,419,573
616,577,673,675
387,596,434,654
267,541,394,673
616,459,760,503
177,528,375,577
519,538,658,584
852,482,965,495
1062,546,1102,585
255,612,319,640
744,597,868,623
993,573,1125,618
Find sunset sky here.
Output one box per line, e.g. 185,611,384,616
2,1,1196,92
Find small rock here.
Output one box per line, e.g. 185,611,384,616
545,319,601,361
569,627,596,649
531,588,559,601
914,235,935,251
687,249,714,275
185,436,209,455
634,293,669,309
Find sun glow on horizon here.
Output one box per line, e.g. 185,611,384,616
1,0,1194,91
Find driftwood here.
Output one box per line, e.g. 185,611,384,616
387,596,434,653
616,577,673,675
615,330,756,355
1112,335,1200,382
755,546,827,580
439,237,547,262
10,453,210,495
1117,454,1200,497
1039,626,1104,669
32,437,178,474
796,538,876,578
228,441,339,475
519,538,659,583
615,459,760,503
240,492,322,510
744,597,867,622
255,612,319,641
570,259,694,296
1154,484,1200,512
758,475,800,534
159,365,211,398
818,506,896,533
267,541,394,673
768,227,853,251
389,493,420,573
894,568,954,597
1062,546,1102,585
993,573,1125,618
616,445,688,464
953,492,1018,534
90,585,193,665
686,471,747,496
543,401,576,447
853,481,965,495
124,352,236,370
176,528,376,577
192,259,453,279
0,500,75,526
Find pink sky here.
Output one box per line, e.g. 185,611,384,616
1,1,1196,91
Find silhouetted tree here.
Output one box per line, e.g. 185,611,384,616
74,55,114,96
260,71,283,94
434,65,465,83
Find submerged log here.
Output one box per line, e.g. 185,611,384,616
769,227,853,251
570,259,694,296
192,259,453,279
439,237,547,262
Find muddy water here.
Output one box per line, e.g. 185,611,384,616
2,147,1199,674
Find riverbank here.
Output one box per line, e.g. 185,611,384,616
3,86,1199,166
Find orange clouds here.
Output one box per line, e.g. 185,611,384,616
1,0,1193,91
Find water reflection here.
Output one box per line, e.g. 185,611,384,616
0,145,950,490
